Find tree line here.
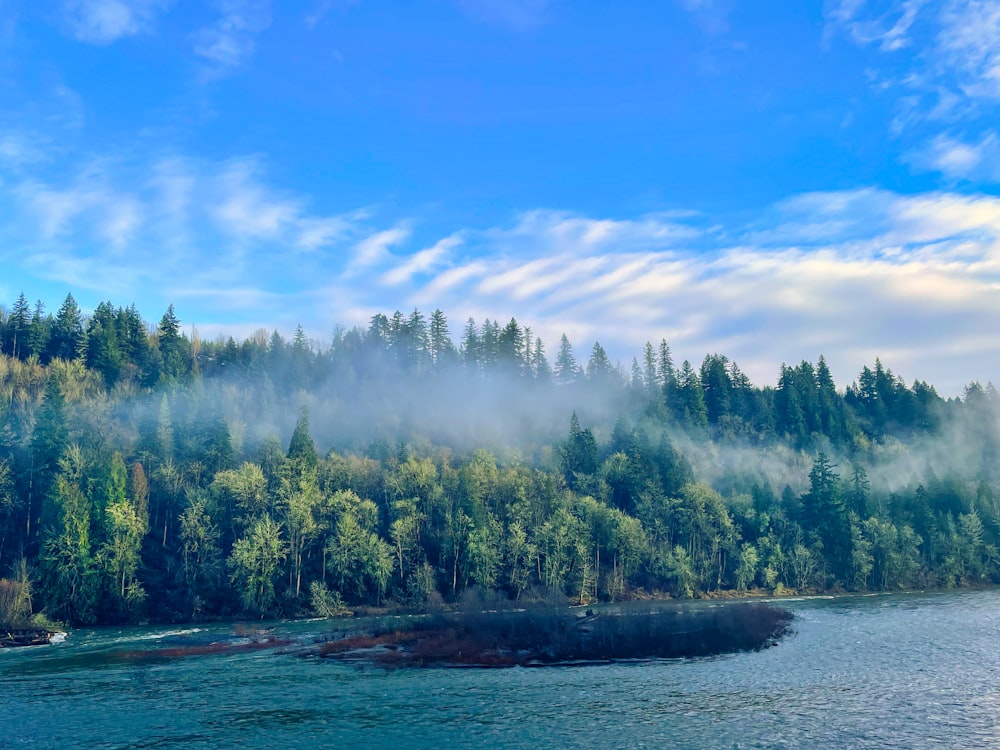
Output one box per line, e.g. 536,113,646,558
1,293,999,624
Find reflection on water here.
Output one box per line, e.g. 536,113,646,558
3,590,1000,749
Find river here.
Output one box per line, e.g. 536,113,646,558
3,590,1000,749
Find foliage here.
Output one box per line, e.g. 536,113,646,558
0,294,998,625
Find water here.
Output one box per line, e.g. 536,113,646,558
4,591,1000,749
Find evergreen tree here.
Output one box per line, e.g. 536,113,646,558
676,360,708,430
3,293,30,359
48,293,84,362
555,334,578,385
158,304,189,382
586,342,616,385
27,300,51,360
497,318,525,375
460,317,481,372
288,408,319,472
429,309,456,366
533,337,551,381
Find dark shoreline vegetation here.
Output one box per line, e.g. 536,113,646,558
311,601,794,667
1,293,1000,630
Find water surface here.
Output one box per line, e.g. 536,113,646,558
4,591,1000,749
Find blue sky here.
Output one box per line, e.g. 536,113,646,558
2,0,1000,394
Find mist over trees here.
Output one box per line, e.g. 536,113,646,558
2,292,1000,625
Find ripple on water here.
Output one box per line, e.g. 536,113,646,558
5,591,1000,749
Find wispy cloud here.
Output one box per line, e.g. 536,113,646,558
0,133,48,167
679,0,734,35
826,0,1000,179
3,138,1000,393
826,0,929,51
381,235,461,286
908,131,1000,179
62,0,174,44
193,0,271,71
349,226,411,272
455,0,552,31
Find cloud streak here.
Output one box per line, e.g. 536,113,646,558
193,0,271,71
1,143,999,395
62,0,174,44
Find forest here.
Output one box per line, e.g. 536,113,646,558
1,291,999,626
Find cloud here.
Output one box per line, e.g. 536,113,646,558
826,0,929,50
4,137,1000,394
826,1,1000,178
381,235,461,286
679,0,735,35
193,0,271,71
0,133,47,167
456,0,552,31
909,131,1000,179
936,0,1000,100
349,226,411,271
62,0,173,44
210,159,301,239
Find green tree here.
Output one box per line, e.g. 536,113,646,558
554,334,578,384
229,514,288,616
99,454,148,617
47,293,84,362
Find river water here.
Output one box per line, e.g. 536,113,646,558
3,590,1000,749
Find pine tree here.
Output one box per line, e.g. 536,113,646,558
4,293,30,359
48,293,83,362
555,334,578,385
158,304,189,382
429,309,456,366
288,408,319,472
533,337,551,381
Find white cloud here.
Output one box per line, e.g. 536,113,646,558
827,0,929,50
350,226,411,271
936,0,1000,99
211,159,300,239
0,134,47,166
827,1,1000,178
456,0,551,30
381,235,461,286
909,131,1000,179
5,138,1000,394
62,0,173,44
679,0,734,35
194,0,271,70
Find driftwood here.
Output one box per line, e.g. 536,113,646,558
1,628,52,648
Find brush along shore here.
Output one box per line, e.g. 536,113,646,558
312,601,793,667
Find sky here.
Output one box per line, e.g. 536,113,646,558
1,0,999,395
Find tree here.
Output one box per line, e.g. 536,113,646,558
554,334,578,385
326,491,393,603
497,318,525,375
229,514,287,616
460,317,481,371
99,454,148,616
700,354,732,426
586,342,616,385
802,453,851,580
561,412,599,489
179,490,221,614
26,300,51,360
287,408,319,472
676,360,708,429
429,309,456,367
279,471,322,599
3,293,30,359
30,377,69,543
157,304,189,382
38,448,99,623
47,293,84,362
